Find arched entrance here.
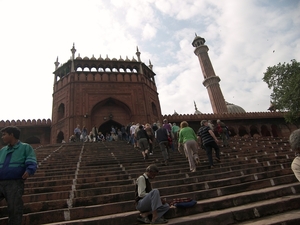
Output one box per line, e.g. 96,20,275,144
261,125,271,137
56,131,64,143
99,120,122,135
250,125,260,137
91,98,132,130
238,126,248,137
271,124,281,137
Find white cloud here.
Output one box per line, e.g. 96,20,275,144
0,0,299,121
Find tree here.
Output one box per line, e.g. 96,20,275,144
263,59,300,123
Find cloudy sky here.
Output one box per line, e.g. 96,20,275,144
0,0,299,121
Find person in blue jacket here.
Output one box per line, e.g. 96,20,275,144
0,126,37,225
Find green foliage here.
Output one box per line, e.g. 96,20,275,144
263,59,300,123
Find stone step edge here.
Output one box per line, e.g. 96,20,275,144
1,182,299,224
237,209,300,225
35,194,300,225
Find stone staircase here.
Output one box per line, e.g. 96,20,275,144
1,137,300,225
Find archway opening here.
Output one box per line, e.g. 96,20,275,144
56,131,64,143
99,120,123,136
91,98,132,130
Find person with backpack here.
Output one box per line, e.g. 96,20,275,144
135,164,169,224
216,119,229,147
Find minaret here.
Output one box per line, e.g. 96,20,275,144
71,43,76,72
136,46,141,62
53,57,59,85
148,60,153,71
192,34,228,114
136,46,144,74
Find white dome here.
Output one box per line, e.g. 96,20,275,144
226,102,246,113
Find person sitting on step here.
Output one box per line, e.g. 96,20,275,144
135,164,169,224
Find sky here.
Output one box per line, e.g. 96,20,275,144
0,0,299,121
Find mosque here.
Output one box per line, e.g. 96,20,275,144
0,35,297,145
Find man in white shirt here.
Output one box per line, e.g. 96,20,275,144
135,164,169,224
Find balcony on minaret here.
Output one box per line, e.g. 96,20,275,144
192,34,206,47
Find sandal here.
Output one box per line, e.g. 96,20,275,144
137,215,151,224
151,217,168,224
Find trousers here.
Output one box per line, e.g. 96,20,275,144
0,179,24,225
136,189,169,219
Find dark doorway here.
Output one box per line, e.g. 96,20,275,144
56,131,64,143
99,120,122,135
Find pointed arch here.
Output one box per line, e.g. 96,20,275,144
90,97,132,129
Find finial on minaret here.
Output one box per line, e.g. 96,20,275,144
136,46,141,62
194,100,197,110
54,56,59,70
71,43,76,56
149,60,153,70
71,43,76,72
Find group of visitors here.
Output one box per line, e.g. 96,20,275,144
69,119,228,171
69,124,126,143
126,118,221,172
127,120,178,166
0,124,300,224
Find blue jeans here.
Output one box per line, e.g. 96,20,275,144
204,141,220,166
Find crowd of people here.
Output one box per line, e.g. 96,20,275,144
67,119,231,170
0,123,300,224
69,124,128,143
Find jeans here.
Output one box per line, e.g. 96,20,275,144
204,141,220,166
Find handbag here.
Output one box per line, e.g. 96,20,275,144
169,198,197,208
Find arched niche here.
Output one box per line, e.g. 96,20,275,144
90,98,132,131
261,125,271,137
57,103,65,121
152,102,158,117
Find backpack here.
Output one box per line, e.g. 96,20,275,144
218,126,224,133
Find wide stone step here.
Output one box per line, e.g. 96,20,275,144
35,194,300,225
238,209,300,225
2,178,300,224
11,183,300,225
